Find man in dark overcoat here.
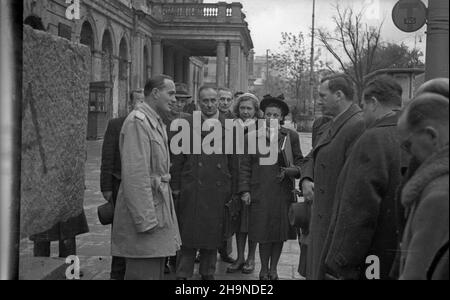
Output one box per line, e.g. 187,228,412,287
322,76,408,280
171,86,233,280
300,74,365,280
297,115,332,278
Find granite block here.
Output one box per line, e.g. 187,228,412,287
21,26,91,238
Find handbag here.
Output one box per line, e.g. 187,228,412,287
223,194,241,239
288,201,311,231
97,201,115,226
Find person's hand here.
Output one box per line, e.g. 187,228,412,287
172,190,181,197
241,192,251,206
144,224,159,234
283,167,300,178
102,191,113,203
324,273,340,280
301,179,314,203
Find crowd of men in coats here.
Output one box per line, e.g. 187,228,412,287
99,73,448,280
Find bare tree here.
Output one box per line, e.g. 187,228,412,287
269,32,323,115
317,4,383,103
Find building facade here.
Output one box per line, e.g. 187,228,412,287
23,0,253,138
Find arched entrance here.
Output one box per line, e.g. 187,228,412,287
79,21,95,80
101,30,114,84
24,15,45,31
85,29,114,139
118,37,129,117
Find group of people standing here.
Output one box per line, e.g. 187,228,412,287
99,72,448,281
100,75,303,280
300,75,448,280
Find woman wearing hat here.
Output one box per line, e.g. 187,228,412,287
238,95,303,280
227,93,262,275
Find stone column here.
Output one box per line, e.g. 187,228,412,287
242,51,249,92
183,56,191,86
152,37,163,76
229,41,241,93
112,56,120,118
131,32,143,89
175,51,185,83
92,50,103,82
248,49,255,78
426,0,449,80
164,46,175,78
216,41,227,87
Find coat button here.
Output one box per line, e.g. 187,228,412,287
217,164,222,169
198,162,203,167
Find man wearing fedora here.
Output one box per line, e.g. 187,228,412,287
111,75,181,280
174,83,197,115
300,74,365,280
171,86,233,280
100,89,144,280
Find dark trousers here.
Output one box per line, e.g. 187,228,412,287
33,237,76,258
218,238,233,257
111,177,126,280
124,257,165,280
176,247,217,279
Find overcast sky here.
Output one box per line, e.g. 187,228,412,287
205,0,427,61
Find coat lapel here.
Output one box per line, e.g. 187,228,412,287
278,127,289,149
314,104,362,154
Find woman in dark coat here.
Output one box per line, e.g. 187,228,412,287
239,96,303,280
227,93,261,274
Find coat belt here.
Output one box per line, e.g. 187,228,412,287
150,174,171,183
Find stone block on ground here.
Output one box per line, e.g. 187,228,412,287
19,257,67,280
21,25,91,238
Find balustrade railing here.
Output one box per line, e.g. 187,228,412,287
155,3,243,22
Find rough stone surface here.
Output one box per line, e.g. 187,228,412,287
21,26,91,238
19,257,67,280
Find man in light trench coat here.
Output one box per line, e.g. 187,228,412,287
111,75,181,280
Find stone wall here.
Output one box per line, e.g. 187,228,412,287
21,26,91,238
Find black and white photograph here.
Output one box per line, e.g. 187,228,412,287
0,0,448,284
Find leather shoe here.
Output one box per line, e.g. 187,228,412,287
269,273,279,280
195,253,200,263
259,273,270,280
201,275,215,280
242,261,255,274
220,254,236,264
226,262,245,273
164,264,171,274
